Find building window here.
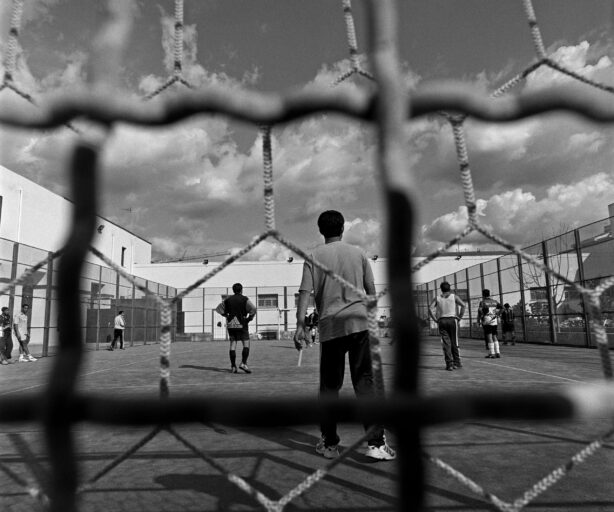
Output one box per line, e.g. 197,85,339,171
258,294,278,308
121,247,127,267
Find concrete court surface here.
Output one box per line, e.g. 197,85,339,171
1,335,613,511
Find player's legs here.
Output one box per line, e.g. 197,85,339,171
228,331,240,371
319,337,346,447
438,319,454,369
4,331,12,360
239,335,251,373
347,331,386,445
449,319,461,367
0,334,7,363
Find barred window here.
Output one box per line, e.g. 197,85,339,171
257,294,278,308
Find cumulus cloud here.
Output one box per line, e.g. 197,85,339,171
421,173,614,251
526,41,614,90
138,9,259,96
231,239,292,262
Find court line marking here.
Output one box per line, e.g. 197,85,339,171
475,360,583,383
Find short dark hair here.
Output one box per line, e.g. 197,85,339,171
118,310,124,315
440,281,451,292
232,283,243,294
504,303,510,308
1,307,8,312
482,289,490,297
317,210,345,238
22,304,30,309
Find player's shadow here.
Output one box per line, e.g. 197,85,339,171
179,364,232,373
154,473,300,510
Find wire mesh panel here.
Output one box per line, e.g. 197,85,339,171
2,1,614,511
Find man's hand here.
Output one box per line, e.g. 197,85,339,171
293,325,306,351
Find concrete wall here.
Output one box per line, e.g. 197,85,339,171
1,165,151,270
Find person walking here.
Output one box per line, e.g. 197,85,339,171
215,283,257,373
477,290,502,359
429,281,466,371
13,303,36,362
501,303,516,345
294,210,395,461
1,306,12,364
109,311,126,351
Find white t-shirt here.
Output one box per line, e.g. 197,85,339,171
114,315,125,330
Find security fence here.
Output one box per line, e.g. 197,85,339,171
0,237,176,355
416,215,614,347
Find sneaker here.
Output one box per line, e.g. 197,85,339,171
108,347,114,351
453,362,462,369
366,443,396,461
18,355,28,362
495,353,501,358
27,355,37,362
239,363,252,374
446,364,454,371
315,438,340,459
1,359,8,365
485,354,495,359
231,366,238,373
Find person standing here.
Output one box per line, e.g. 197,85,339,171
109,310,126,351
13,303,36,362
1,306,12,364
215,283,257,373
294,210,395,461
501,303,516,345
429,281,466,371
477,289,502,359
307,310,319,345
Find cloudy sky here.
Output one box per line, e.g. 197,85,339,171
2,0,614,261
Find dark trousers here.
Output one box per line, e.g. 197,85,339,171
438,317,460,365
1,331,12,359
0,329,13,359
319,330,385,447
111,329,124,349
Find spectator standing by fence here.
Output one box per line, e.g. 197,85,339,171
13,304,36,362
1,306,12,364
109,311,126,351
501,303,516,345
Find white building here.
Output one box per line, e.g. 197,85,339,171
133,252,502,339
1,165,151,270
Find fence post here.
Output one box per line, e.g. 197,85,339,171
42,252,54,357
574,228,591,347
8,242,18,319
517,253,528,343
542,241,557,344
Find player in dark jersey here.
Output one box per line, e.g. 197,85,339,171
215,283,257,373
477,289,502,359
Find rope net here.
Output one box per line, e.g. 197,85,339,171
1,1,614,511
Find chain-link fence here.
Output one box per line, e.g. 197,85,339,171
416,215,614,347
0,237,176,355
